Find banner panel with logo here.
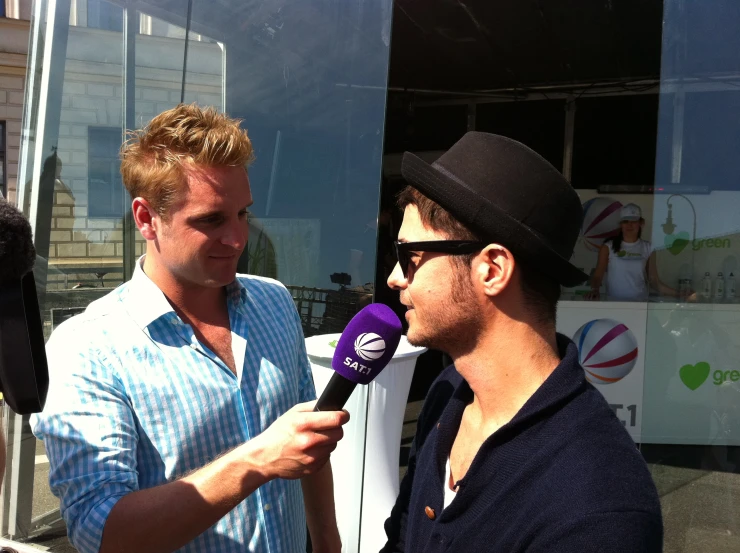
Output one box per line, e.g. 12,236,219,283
557,301,648,442
641,303,740,446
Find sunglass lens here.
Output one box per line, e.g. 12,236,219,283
394,243,408,278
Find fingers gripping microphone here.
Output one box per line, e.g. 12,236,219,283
0,198,49,414
314,303,403,412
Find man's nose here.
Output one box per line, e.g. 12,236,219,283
387,262,407,291
223,219,247,249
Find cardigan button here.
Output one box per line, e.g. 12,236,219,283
425,506,436,520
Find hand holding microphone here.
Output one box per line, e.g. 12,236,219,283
243,401,350,481
243,304,402,480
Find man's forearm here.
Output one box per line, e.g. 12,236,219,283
301,462,341,553
100,441,269,553
98,401,348,553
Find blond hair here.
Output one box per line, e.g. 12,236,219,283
120,104,254,217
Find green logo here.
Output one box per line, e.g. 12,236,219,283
328,339,338,348
692,237,732,251
680,362,740,389
664,233,732,256
617,250,626,258
664,232,691,256
680,362,711,390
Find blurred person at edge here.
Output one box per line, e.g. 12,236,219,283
31,105,348,553
381,132,662,553
586,203,680,301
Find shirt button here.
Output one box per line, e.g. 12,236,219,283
264,503,271,511
190,343,197,350
425,506,436,520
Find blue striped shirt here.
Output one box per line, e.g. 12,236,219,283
31,262,316,553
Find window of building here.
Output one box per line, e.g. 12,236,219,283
88,127,124,218
0,121,6,198
86,0,123,32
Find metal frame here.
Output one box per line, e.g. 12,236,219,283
466,101,476,131
670,89,686,185
2,0,71,540
122,5,136,282
562,97,576,182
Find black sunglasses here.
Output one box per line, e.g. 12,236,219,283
393,240,488,278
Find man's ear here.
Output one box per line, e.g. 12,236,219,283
475,244,516,298
132,198,158,241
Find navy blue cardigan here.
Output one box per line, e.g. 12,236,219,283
381,335,663,553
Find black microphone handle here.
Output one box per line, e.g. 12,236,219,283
314,373,358,412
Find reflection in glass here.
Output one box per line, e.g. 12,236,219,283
14,0,391,544
644,1,740,551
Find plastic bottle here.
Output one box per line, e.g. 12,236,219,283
702,272,712,301
727,272,736,302
715,272,725,302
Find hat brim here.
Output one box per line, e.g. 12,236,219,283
401,152,589,287
620,217,641,222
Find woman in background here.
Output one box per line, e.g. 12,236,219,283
587,203,679,301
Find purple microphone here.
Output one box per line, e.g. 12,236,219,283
314,303,403,412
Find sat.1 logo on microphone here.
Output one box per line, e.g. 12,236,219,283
354,332,386,361
572,319,638,385
341,332,388,376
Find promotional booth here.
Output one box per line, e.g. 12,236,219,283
559,189,740,447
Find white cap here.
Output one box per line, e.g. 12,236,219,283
620,203,642,222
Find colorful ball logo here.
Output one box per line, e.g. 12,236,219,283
580,197,623,252
354,332,386,361
572,319,638,385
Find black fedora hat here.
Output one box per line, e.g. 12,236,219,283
401,132,588,287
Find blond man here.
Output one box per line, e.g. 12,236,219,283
32,105,346,553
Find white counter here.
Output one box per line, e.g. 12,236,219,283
306,334,426,553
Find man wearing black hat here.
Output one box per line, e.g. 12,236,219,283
381,132,662,553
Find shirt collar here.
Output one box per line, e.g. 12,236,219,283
124,256,248,329
125,256,178,329
226,276,248,309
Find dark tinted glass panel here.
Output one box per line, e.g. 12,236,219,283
571,94,667,187
384,101,467,154
476,100,565,171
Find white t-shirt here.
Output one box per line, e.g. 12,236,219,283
605,238,652,301
443,456,457,509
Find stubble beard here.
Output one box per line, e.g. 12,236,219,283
406,270,481,354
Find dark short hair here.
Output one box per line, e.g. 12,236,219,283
397,185,560,325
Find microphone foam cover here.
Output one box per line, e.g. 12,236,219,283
0,198,36,282
331,303,403,385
